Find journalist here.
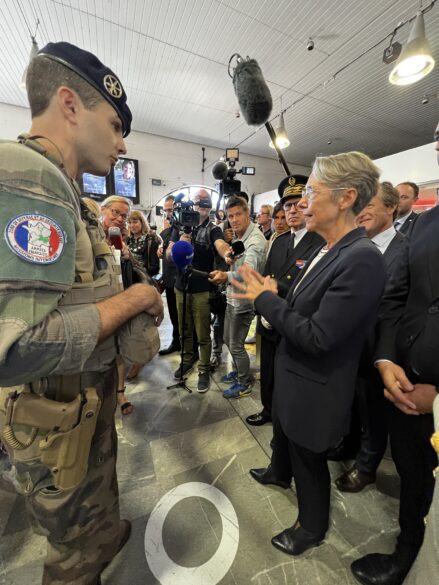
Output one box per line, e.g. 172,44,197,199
210,196,267,399
167,190,230,393
233,152,386,556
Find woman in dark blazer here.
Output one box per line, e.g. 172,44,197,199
233,151,387,556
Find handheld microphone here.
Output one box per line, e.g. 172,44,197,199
171,240,194,271
230,240,245,258
231,56,273,126
108,226,124,250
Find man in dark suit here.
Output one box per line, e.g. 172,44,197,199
351,126,439,585
336,182,408,492
246,175,324,426
394,182,419,237
158,195,181,355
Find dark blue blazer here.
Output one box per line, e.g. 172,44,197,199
377,205,439,383
255,228,386,452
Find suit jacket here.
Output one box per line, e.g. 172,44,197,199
255,228,386,452
358,230,408,378
377,205,439,383
258,230,324,341
397,210,419,238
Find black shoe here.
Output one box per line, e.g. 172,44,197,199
159,342,181,356
351,553,412,585
249,466,290,489
173,363,193,380
336,467,375,493
271,523,324,556
197,371,210,393
246,411,271,426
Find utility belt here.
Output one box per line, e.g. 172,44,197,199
0,372,102,492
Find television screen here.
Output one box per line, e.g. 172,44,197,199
112,158,140,204
81,172,108,197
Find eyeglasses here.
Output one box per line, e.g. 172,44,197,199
283,201,301,211
257,212,269,217
301,186,348,200
109,208,128,221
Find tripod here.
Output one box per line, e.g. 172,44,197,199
167,268,193,394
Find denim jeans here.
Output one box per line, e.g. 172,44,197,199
223,304,254,384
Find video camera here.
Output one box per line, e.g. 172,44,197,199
170,193,200,234
211,149,255,198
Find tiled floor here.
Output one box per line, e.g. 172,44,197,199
0,316,401,585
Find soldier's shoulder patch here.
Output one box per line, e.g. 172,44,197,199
5,213,66,265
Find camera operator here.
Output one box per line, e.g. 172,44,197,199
167,189,231,393
210,196,267,399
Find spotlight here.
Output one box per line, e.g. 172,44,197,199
268,112,290,150
307,38,315,51
389,11,435,86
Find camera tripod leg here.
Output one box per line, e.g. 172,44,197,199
166,378,193,393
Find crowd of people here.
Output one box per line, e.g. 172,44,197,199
0,39,438,585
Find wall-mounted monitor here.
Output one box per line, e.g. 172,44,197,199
112,158,140,204
81,172,109,199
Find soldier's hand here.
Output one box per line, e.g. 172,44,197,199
130,283,164,325
377,361,417,413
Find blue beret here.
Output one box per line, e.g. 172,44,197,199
38,42,132,137
278,174,309,204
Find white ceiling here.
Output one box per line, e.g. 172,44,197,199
1,0,439,168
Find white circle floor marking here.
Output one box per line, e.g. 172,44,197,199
144,482,239,585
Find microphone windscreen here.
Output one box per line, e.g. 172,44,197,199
232,58,273,126
174,192,186,203
171,240,194,270
212,161,229,181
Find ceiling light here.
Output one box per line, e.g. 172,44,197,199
389,11,435,86
19,37,39,91
269,112,290,149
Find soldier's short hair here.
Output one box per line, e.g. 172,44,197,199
26,56,103,118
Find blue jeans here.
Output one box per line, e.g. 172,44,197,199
223,305,254,384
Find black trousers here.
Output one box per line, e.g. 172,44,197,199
270,411,330,536
354,373,389,474
165,286,179,343
260,335,276,417
389,407,435,558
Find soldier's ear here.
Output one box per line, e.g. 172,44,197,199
56,86,81,125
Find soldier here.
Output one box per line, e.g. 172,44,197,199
0,42,163,585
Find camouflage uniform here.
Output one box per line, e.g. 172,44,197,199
0,137,123,585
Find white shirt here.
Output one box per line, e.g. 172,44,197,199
371,225,397,255
394,210,412,230
291,226,307,248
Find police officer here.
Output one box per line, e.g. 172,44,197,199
246,175,324,425
0,42,163,585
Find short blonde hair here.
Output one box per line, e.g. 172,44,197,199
259,204,273,217
312,151,380,215
129,210,150,235
101,195,132,210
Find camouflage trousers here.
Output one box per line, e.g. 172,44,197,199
2,366,121,585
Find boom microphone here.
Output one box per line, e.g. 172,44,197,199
230,55,273,126
171,240,194,271
108,226,123,250
212,161,229,181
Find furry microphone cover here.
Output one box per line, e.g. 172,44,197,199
232,58,273,126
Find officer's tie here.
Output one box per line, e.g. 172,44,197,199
287,232,295,257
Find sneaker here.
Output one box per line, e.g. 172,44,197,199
197,371,210,393
173,363,193,380
210,355,222,370
223,382,252,399
221,371,238,384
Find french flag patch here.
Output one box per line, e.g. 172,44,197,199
295,259,306,269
